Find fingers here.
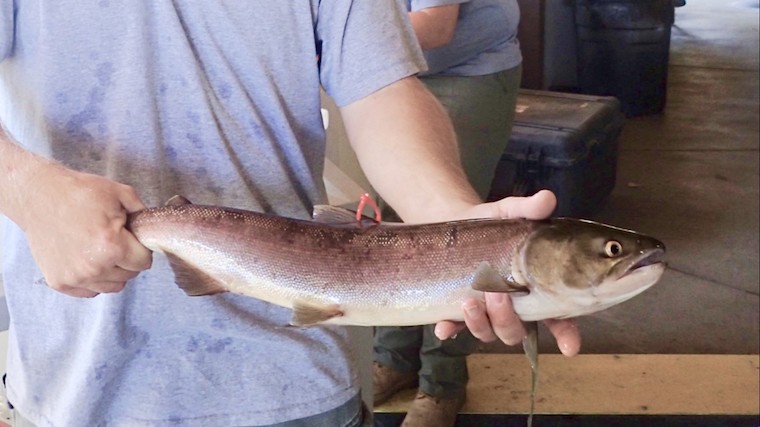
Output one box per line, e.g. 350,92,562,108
493,189,557,220
116,228,153,272
69,232,151,295
543,318,582,356
448,294,582,357
117,185,147,213
434,321,467,340
458,294,526,344
65,281,126,296
455,190,557,222
96,265,142,284
436,295,522,342
55,285,100,298
481,293,526,345
461,298,498,342
47,264,142,296
114,185,152,272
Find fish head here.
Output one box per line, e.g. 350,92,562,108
511,218,666,321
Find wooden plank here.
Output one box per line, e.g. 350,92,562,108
374,354,760,416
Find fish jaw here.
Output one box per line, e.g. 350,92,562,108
511,261,666,321
593,256,666,301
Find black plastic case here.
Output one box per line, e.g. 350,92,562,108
488,89,625,217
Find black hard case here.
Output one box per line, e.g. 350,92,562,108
488,89,624,217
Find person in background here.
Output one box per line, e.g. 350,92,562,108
373,1,529,426
0,2,580,426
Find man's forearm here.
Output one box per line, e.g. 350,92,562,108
340,76,480,223
409,5,460,50
0,121,52,229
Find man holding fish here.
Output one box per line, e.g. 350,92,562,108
0,2,579,427
374,1,526,425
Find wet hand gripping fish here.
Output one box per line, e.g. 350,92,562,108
127,196,666,326
127,195,666,426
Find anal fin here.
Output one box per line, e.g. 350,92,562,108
291,300,343,326
165,252,228,296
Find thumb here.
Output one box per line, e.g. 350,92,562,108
492,190,556,220
118,185,147,214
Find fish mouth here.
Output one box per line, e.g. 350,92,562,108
617,248,667,280
588,247,667,308
631,249,666,270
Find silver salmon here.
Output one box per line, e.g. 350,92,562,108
126,196,666,326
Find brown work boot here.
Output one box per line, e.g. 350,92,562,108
373,362,418,406
400,390,465,427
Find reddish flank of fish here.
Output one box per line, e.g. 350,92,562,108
126,196,666,326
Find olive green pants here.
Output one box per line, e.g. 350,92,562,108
373,65,522,398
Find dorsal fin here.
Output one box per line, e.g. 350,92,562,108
165,195,193,206
313,205,357,223
312,205,379,227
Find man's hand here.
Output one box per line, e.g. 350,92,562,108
434,190,582,357
14,163,152,298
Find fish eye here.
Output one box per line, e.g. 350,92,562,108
604,240,623,257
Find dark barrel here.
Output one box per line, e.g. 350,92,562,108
574,0,675,116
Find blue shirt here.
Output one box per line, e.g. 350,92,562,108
0,1,425,426
408,0,523,76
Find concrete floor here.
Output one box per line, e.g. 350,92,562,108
483,0,760,355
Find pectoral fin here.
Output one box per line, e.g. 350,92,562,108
166,253,228,296
291,300,344,326
471,262,529,294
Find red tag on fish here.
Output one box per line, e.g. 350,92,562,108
356,193,382,223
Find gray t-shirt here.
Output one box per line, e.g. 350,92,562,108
408,0,522,76
0,2,425,426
